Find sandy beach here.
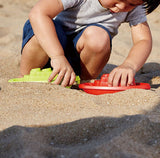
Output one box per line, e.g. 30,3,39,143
0,0,160,157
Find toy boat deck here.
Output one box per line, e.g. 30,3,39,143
8,68,80,85
79,74,150,95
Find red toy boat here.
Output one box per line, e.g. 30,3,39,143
79,74,151,95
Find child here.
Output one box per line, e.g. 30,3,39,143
20,0,159,87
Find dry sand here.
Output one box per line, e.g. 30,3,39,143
0,0,160,157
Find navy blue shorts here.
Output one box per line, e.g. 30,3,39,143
22,20,112,75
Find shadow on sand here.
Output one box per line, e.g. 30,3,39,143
0,104,160,158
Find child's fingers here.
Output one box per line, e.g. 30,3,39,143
127,72,134,86
61,71,71,87
48,68,59,82
69,72,76,86
112,72,121,86
53,70,65,85
61,71,76,87
108,70,116,86
108,69,122,86
120,73,128,86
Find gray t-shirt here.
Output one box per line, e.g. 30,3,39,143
55,0,147,38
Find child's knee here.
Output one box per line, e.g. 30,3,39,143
22,36,41,54
83,26,111,53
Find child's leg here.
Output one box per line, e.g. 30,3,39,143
20,20,67,77
76,25,111,79
20,36,49,76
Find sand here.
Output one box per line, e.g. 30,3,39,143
0,0,160,157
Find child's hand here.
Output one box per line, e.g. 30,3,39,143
108,63,136,87
48,56,76,87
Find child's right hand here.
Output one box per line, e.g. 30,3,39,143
48,55,76,87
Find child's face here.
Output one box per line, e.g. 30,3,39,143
99,0,144,13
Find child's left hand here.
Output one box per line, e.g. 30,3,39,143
108,62,136,87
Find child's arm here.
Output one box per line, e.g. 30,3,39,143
108,22,152,86
29,0,76,87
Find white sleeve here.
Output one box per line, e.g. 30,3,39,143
125,5,147,26
61,0,82,10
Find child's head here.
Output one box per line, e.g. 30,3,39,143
99,0,159,14
99,0,144,13
143,0,160,14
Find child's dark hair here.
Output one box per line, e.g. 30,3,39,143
143,0,160,14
